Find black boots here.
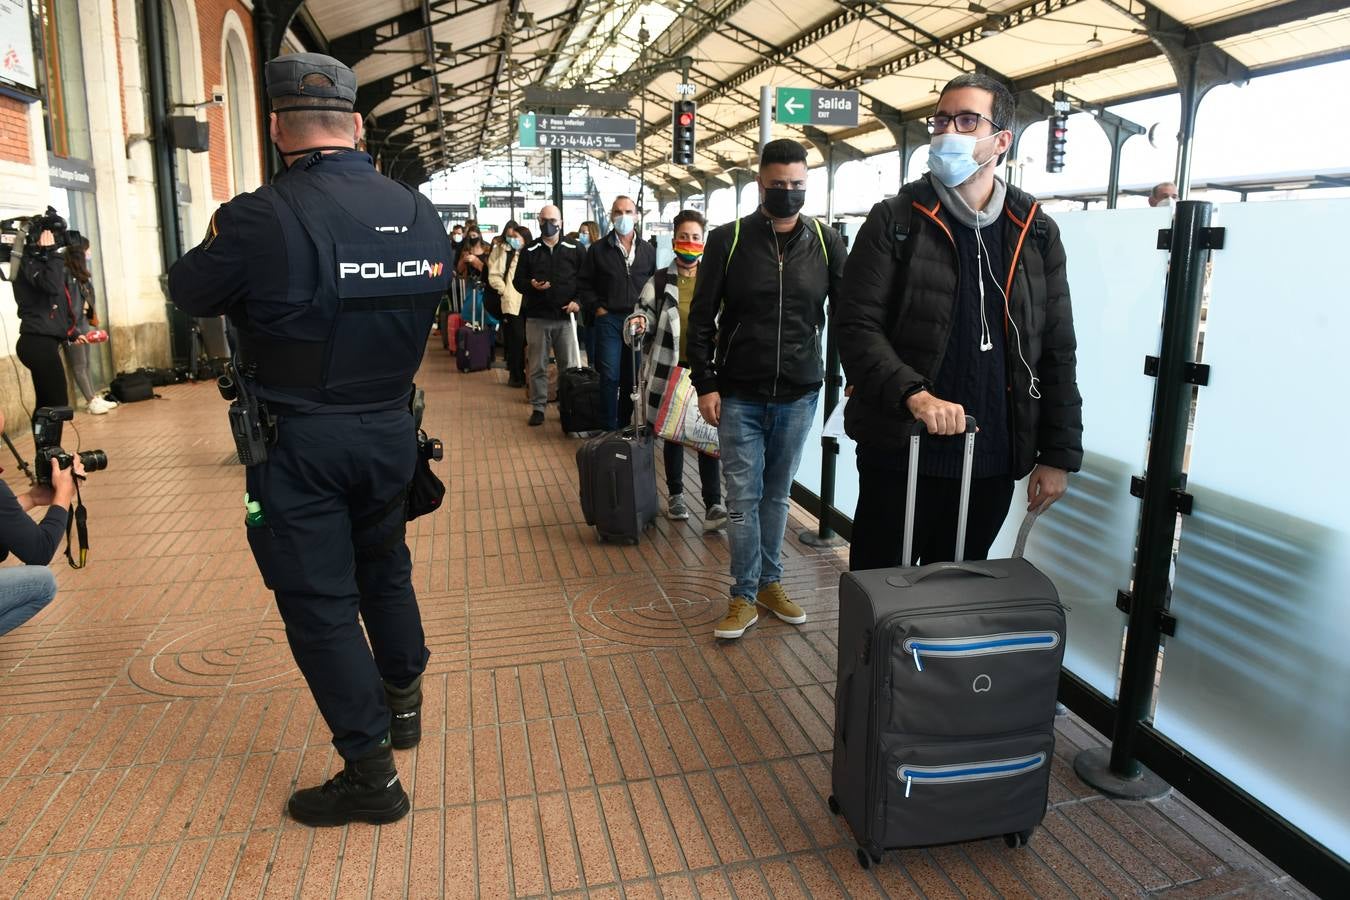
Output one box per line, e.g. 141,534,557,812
287,741,410,827
385,674,423,750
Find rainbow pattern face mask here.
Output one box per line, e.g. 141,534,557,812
673,240,704,265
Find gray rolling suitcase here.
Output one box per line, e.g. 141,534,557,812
575,327,658,543
829,418,1065,869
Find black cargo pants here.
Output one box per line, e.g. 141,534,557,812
245,408,429,759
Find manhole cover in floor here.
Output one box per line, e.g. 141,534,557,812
129,621,299,697
571,571,731,646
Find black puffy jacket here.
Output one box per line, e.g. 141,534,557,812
837,176,1082,478
687,212,847,401
12,253,71,340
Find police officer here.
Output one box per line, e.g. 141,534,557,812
168,54,450,827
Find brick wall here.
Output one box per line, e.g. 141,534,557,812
195,0,259,201
0,96,31,164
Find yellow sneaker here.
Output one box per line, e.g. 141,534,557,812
713,597,758,639
756,583,806,625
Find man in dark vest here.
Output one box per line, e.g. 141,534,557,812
169,53,450,827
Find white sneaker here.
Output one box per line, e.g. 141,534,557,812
86,396,114,415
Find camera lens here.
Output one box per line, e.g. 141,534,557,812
78,450,108,473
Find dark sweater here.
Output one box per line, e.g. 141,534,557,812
0,482,68,565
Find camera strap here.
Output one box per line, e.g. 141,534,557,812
64,479,89,569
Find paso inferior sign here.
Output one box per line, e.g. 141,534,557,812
775,87,860,127
517,114,637,151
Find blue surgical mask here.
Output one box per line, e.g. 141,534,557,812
578,233,591,247
507,236,523,251
927,132,1001,188
613,214,635,236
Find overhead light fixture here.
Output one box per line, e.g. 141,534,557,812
930,81,939,96
1087,28,1103,48
980,15,1003,37
518,11,536,32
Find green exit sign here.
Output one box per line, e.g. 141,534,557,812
775,87,813,124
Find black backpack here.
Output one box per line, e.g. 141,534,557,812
109,370,156,403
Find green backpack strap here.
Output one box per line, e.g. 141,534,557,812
725,215,829,271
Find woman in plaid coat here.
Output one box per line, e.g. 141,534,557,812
626,210,726,531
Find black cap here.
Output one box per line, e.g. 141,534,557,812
265,53,357,107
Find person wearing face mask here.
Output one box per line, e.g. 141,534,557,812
168,54,450,828
513,205,586,426
686,139,848,641
488,223,532,387
836,73,1082,573
1149,182,1178,208
575,221,602,361
579,197,656,431
626,210,727,531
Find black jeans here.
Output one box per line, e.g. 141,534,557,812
663,439,721,507
849,463,1015,570
17,334,69,426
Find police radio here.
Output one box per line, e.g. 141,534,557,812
217,363,274,466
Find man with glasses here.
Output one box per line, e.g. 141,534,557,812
513,204,586,426
837,73,1082,571
687,139,848,640
579,195,656,430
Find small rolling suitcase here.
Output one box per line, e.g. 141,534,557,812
576,326,658,543
446,313,464,352
456,285,493,373
559,313,605,437
829,418,1065,869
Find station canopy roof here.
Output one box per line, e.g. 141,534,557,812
294,0,1350,191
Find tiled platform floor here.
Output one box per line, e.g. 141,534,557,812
0,346,1311,898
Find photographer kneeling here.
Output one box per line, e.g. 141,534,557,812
0,408,84,637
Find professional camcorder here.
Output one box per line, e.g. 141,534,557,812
32,407,108,487
0,207,69,266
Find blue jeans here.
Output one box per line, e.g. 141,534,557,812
0,566,58,636
718,393,819,599
594,312,638,430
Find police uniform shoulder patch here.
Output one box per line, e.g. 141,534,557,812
200,210,221,251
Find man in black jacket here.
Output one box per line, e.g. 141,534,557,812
687,139,848,641
579,195,656,430
838,74,1082,571
513,204,585,426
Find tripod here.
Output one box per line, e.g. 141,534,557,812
1,429,35,484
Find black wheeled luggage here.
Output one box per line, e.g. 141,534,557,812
829,418,1065,869
559,312,605,437
576,324,658,543
456,285,493,373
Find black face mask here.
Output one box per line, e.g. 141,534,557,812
467,233,480,243
763,188,806,219
540,221,560,238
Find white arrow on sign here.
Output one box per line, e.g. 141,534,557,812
783,96,804,116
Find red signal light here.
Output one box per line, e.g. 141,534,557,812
678,112,694,127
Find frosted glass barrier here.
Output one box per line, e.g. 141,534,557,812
1154,199,1350,861
794,390,858,522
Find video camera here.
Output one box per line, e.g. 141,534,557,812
0,207,69,264
32,407,108,487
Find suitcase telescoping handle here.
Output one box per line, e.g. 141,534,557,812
629,320,646,429
903,416,977,568
568,311,583,368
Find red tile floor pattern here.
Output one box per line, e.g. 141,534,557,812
0,345,1311,898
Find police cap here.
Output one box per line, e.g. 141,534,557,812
265,53,357,112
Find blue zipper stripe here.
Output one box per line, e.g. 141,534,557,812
902,757,1041,780
908,635,1056,653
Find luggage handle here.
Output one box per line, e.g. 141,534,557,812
903,416,977,567
629,320,646,430
885,561,1007,589
1012,508,1041,560
568,311,583,369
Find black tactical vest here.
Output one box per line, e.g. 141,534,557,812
239,164,450,409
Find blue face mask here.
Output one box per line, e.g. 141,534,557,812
578,233,590,247
927,132,1002,188
507,236,523,251
613,214,636,236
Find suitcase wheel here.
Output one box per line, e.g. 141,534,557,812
1003,829,1034,849
827,794,841,815
855,847,882,869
